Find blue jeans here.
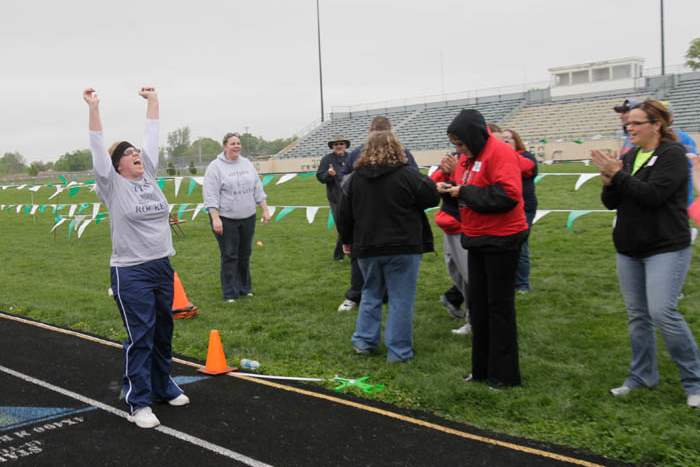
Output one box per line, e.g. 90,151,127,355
514,210,535,291
617,247,700,395
352,254,421,362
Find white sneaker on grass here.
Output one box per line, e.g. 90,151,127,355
610,385,633,397
127,407,160,428
168,394,190,407
451,323,472,336
688,394,700,408
337,299,357,312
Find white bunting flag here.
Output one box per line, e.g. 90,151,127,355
192,176,204,185
169,204,175,214
68,204,77,217
267,206,277,218
192,203,204,221
16,205,23,214
427,166,438,177
77,219,92,238
16,184,26,190
574,173,599,191
276,173,297,185
29,185,41,192
306,207,320,224
51,218,67,233
92,203,100,219
30,205,39,215
49,185,65,200
174,177,183,197
532,210,551,225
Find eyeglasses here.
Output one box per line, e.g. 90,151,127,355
123,148,141,156
624,120,653,130
332,142,346,147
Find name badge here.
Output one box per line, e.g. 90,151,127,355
473,161,482,172
647,156,658,167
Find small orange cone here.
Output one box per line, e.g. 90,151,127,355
172,272,199,319
198,330,236,375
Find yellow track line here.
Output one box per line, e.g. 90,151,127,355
0,312,603,467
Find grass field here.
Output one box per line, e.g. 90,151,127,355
1,164,699,466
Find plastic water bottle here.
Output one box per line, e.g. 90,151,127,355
240,358,260,371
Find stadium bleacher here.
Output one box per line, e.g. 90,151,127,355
275,70,699,160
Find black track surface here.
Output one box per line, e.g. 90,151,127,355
0,313,625,466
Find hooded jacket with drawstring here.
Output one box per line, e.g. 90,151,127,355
339,162,440,258
434,110,528,251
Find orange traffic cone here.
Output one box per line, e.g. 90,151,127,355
172,272,199,319
198,330,236,375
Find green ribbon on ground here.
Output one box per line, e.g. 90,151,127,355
332,376,384,394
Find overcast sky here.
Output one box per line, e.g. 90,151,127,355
1,0,699,162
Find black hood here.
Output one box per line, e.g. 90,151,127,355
446,109,489,157
355,163,406,179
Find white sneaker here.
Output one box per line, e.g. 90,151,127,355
451,323,472,335
337,299,357,312
688,394,700,408
610,385,633,397
127,407,160,428
168,394,190,407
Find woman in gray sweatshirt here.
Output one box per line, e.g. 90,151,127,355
203,132,271,302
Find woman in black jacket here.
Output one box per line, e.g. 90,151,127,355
339,131,439,363
592,99,700,408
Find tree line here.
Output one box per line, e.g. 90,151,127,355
0,126,296,176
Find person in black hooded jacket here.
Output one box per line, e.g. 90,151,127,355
339,130,439,363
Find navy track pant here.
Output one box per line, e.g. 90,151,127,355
111,257,183,413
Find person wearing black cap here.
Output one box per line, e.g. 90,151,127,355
83,87,189,429
436,109,528,387
316,136,351,261
614,98,641,157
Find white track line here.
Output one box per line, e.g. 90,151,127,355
0,364,272,467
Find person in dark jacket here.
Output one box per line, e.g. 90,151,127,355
316,135,351,260
503,128,538,292
339,130,439,363
592,99,700,408
436,109,528,387
336,116,419,313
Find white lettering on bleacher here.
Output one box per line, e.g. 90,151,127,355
0,441,42,462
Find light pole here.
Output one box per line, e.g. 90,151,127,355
660,0,666,75
316,0,325,122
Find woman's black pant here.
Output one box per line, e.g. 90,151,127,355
213,214,256,300
467,247,521,386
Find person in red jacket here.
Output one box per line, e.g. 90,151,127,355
436,109,528,387
691,155,700,226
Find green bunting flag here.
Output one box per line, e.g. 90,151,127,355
262,175,275,187
58,175,68,186
157,177,166,190
566,210,592,231
297,172,315,178
275,206,296,222
177,203,189,220
573,139,584,144
327,210,335,230
68,186,81,197
77,203,90,214
539,138,548,144
534,175,546,184
186,178,198,196
95,212,107,225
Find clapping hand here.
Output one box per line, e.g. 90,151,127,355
591,150,622,185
